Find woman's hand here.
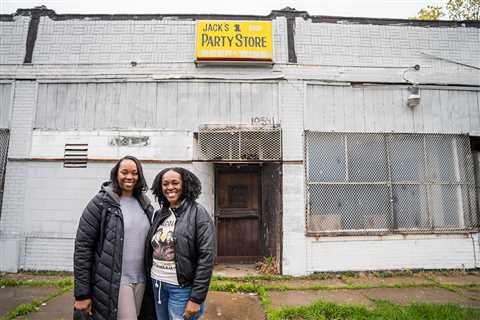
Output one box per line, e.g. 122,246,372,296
74,298,92,314
183,300,200,319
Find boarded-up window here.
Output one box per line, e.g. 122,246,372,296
305,132,478,234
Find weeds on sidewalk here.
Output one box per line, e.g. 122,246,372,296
0,273,73,320
0,285,72,320
209,271,480,320
0,278,73,288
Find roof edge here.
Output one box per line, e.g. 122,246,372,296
1,6,478,28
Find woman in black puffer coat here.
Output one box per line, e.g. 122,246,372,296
73,156,155,320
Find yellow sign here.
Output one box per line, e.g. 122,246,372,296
195,20,273,62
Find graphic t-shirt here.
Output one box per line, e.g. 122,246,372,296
150,209,179,285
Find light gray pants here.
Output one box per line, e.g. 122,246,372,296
117,283,145,320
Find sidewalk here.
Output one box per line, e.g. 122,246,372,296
1,266,479,320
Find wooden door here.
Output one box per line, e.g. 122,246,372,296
216,166,261,263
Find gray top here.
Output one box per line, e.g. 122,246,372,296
120,196,150,284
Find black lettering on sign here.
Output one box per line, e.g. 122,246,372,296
202,23,230,32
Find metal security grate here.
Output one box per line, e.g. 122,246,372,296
0,129,10,219
198,126,281,161
0,130,10,184
305,132,478,234
64,143,88,168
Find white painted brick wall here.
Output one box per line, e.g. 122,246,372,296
24,237,74,271
8,81,36,158
0,16,30,64
0,162,28,238
280,80,304,161
272,17,288,63
33,18,195,64
296,18,480,85
33,17,288,64
5,160,214,271
282,163,307,275
31,130,194,161
306,234,479,272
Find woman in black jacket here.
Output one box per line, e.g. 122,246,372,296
146,167,215,320
74,155,155,320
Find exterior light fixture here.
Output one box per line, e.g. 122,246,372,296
407,86,420,109
403,64,421,109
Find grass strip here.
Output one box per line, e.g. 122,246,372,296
210,279,438,292
209,280,259,293
267,299,480,320
0,285,73,320
0,277,73,288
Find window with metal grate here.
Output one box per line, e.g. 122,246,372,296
304,131,478,235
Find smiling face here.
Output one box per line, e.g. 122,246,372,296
117,159,138,197
162,170,183,207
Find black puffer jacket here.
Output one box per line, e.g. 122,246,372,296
74,182,155,320
145,199,216,304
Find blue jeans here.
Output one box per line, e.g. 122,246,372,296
152,279,205,320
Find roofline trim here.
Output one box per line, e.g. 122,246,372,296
1,7,477,27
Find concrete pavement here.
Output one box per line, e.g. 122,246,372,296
1,267,479,320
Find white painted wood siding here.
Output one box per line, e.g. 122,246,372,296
306,85,480,134
34,81,279,130
0,83,13,129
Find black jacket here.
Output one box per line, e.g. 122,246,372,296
74,182,155,320
145,199,216,304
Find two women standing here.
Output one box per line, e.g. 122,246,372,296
74,156,215,320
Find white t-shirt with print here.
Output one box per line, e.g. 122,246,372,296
150,209,179,285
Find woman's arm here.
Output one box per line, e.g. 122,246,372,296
74,194,103,301
189,205,216,305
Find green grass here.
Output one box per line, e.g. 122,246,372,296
210,279,437,292
268,300,480,320
0,285,73,320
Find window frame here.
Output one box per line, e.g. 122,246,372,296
304,131,479,236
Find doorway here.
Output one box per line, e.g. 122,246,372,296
215,165,261,263
215,163,283,269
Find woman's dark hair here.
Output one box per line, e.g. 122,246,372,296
110,155,147,197
151,167,201,206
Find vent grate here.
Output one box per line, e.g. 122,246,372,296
64,143,88,168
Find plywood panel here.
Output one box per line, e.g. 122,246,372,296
83,83,97,130
33,81,279,131
155,82,168,129
239,83,253,124
306,85,480,134
45,84,58,128
468,91,480,132
34,84,48,129
64,84,78,129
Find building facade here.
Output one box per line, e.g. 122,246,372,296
0,7,479,275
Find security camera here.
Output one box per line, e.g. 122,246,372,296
407,86,420,109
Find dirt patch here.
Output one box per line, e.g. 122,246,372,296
259,278,347,289
345,275,432,287
203,291,265,320
361,287,480,308
455,288,480,301
269,290,373,310
0,287,57,317
213,264,260,278
0,272,72,283
433,275,480,286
